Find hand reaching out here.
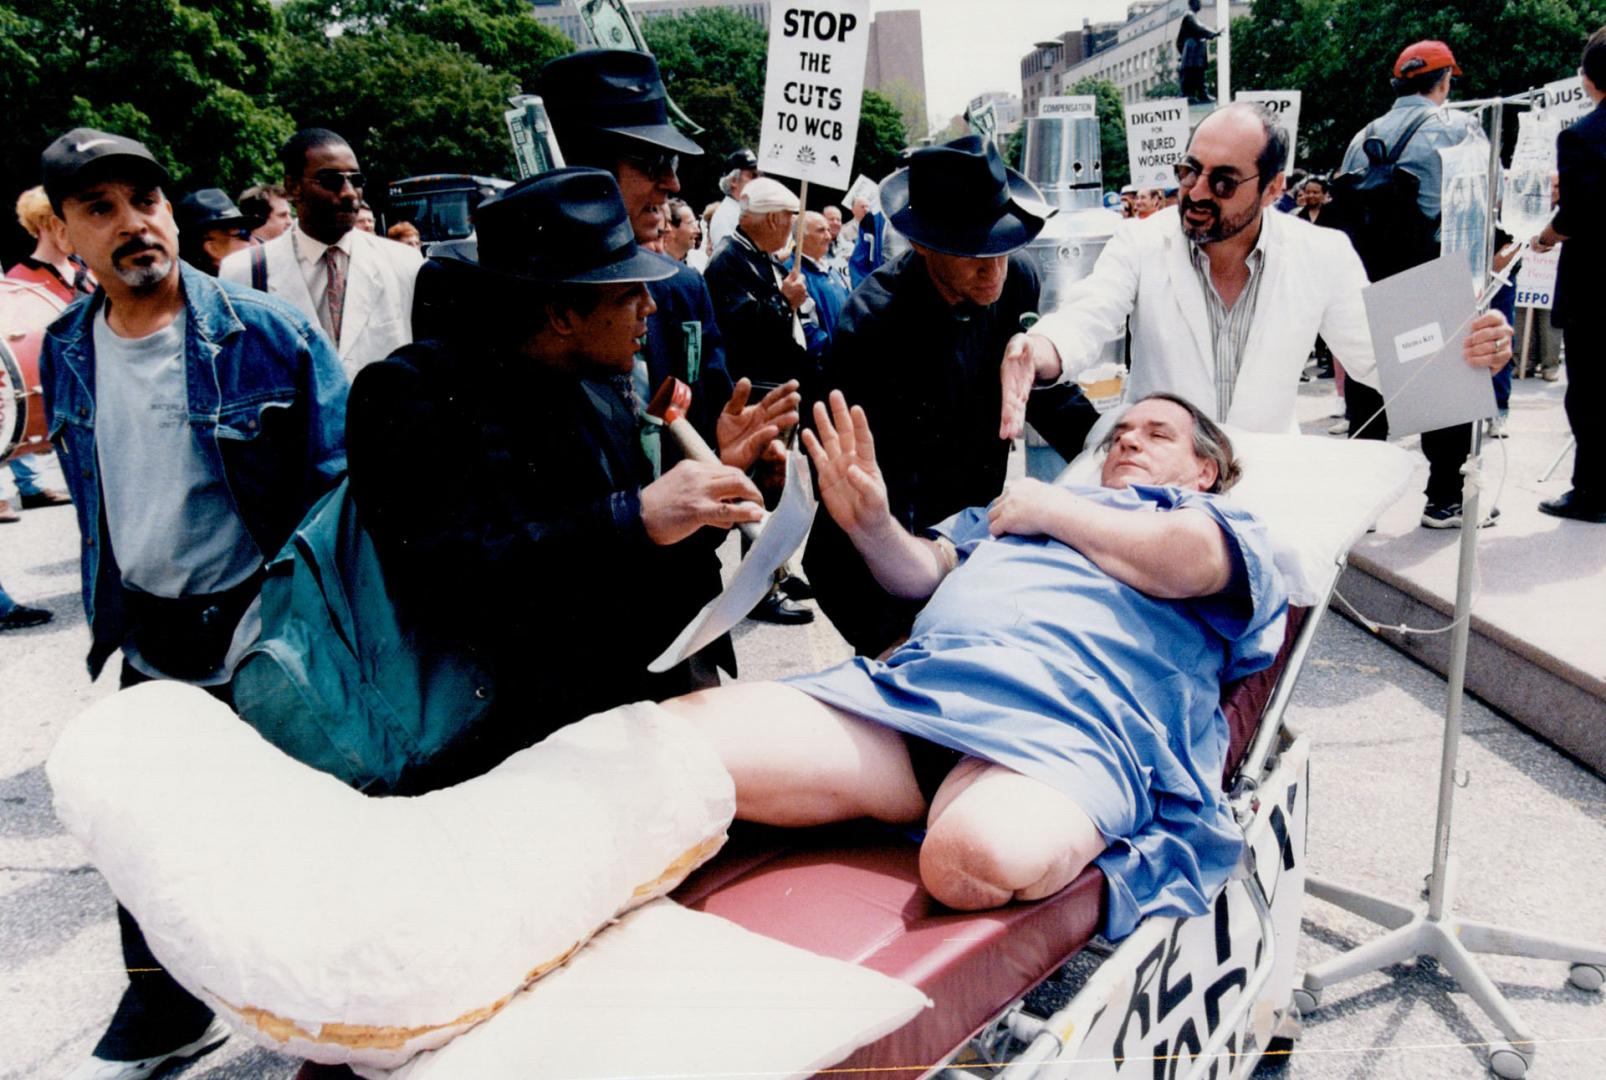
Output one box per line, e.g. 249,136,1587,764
717,377,801,470
801,389,890,539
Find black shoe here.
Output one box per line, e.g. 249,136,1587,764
0,605,52,632
1421,501,1500,529
776,573,814,601
18,487,71,509
748,591,814,625
1539,490,1606,523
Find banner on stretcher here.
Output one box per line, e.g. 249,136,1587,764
1234,90,1300,174
1124,97,1190,190
758,2,872,190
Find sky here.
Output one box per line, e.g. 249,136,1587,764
869,0,1134,130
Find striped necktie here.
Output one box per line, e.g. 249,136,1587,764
323,246,348,345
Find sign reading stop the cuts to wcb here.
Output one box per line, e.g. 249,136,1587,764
758,3,871,191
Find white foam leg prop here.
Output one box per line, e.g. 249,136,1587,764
47,682,735,1068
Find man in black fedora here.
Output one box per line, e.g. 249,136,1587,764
802,135,1098,656
174,188,253,275
346,168,769,762
541,48,807,636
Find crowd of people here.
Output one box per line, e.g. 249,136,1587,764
2,22,1602,1080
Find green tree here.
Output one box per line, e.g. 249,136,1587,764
1232,0,1606,171
0,0,293,208
1070,77,1131,191
852,89,909,186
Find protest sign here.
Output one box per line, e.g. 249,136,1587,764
843,173,881,215
758,2,872,191
1040,96,1098,120
1515,247,1559,310
1536,76,1594,126
1235,90,1300,173
1123,97,1189,190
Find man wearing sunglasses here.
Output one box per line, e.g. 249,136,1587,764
1003,102,1512,452
221,127,423,380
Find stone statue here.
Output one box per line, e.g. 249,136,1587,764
1176,0,1221,104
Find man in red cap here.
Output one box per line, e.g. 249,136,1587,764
1337,39,1496,529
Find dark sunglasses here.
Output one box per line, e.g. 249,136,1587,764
308,169,366,193
1173,161,1260,200
620,152,679,179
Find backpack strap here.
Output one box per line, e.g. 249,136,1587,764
1384,109,1438,164
250,241,269,292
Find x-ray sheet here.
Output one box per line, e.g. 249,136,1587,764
649,449,818,672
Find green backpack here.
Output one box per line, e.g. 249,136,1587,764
233,478,493,794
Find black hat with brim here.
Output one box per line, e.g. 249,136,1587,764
41,128,170,208
540,49,704,159
435,167,675,286
879,135,1055,258
176,188,251,233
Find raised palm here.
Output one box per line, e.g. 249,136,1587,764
801,390,889,536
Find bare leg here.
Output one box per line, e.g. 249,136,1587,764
919,758,1106,911
661,683,926,827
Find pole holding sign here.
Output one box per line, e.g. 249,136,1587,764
758,2,872,192
1235,90,1300,174
1124,97,1190,190
1039,96,1097,120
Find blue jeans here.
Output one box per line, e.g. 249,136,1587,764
7,455,44,496
0,579,15,618
1493,360,1513,412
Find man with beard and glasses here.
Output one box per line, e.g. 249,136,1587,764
36,128,346,1080
1002,102,1512,447
221,128,422,380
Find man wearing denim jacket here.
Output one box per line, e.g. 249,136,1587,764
37,128,347,1080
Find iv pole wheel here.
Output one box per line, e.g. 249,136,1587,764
1568,962,1605,992
1488,1042,1529,1079
1290,986,1320,1015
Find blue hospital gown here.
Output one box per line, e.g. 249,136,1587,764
785,484,1287,939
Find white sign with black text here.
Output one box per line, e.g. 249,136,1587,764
1235,90,1301,174
1516,246,1560,310
1536,75,1594,126
1040,95,1098,119
1123,97,1190,190
758,2,872,190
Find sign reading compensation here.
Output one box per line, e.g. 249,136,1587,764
758,3,872,190
1124,97,1190,190
1039,96,1097,119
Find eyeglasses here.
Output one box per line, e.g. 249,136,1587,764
1173,161,1260,200
620,152,679,180
308,169,366,193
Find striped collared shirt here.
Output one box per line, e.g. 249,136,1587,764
1188,220,1268,421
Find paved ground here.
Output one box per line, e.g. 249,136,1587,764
3,371,1604,1078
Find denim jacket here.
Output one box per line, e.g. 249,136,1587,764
40,262,349,677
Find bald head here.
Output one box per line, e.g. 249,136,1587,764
800,210,831,260
1188,102,1289,194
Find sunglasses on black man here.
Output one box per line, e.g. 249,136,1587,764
307,169,366,194
1173,160,1261,200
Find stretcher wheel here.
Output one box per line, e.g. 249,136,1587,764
1290,986,1320,1015
1488,1042,1529,1079
1569,963,1605,992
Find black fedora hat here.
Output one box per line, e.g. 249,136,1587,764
879,135,1054,258
540,50,703,158
176,188,251,233
441,167,674,286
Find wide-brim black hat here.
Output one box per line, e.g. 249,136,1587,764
176,188,251,233
879,135,1054,258
541,49,703,158
436,167,674,286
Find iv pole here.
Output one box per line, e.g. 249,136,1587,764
1293,89,1606,1080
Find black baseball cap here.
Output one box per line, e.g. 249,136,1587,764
541,50,703,158
444,167,675,286
41,128,170,210
724,148,759,173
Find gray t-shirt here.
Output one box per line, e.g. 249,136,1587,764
93,305,261,600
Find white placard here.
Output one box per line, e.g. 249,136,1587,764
1536,76,1594,126
1040,95,1097,119
757,2,872,190
1515,246,1559,310
1394,321,1444,364
843,172,881,215
1235,89,1301,173
1123,97,1190,190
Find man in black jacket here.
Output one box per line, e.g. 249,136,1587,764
802,136,1098,656
347,169,766,767
1532,25,1606,523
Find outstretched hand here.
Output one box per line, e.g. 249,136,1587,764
999,332,1062,440
718,377,801,471
801,389,890,539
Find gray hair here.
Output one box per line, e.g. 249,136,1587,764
1099,392,1241,493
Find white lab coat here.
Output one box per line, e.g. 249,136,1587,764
1033,206,1378,439
221,226,423,380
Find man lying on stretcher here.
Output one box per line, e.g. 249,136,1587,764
665,390,1287,938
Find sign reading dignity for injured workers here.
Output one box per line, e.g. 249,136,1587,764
1124,97,1190,190
1235,90,1301,173
758,3,871,191
1039,95,1097,119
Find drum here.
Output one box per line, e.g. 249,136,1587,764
0,278,67,463
1,331,49,462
